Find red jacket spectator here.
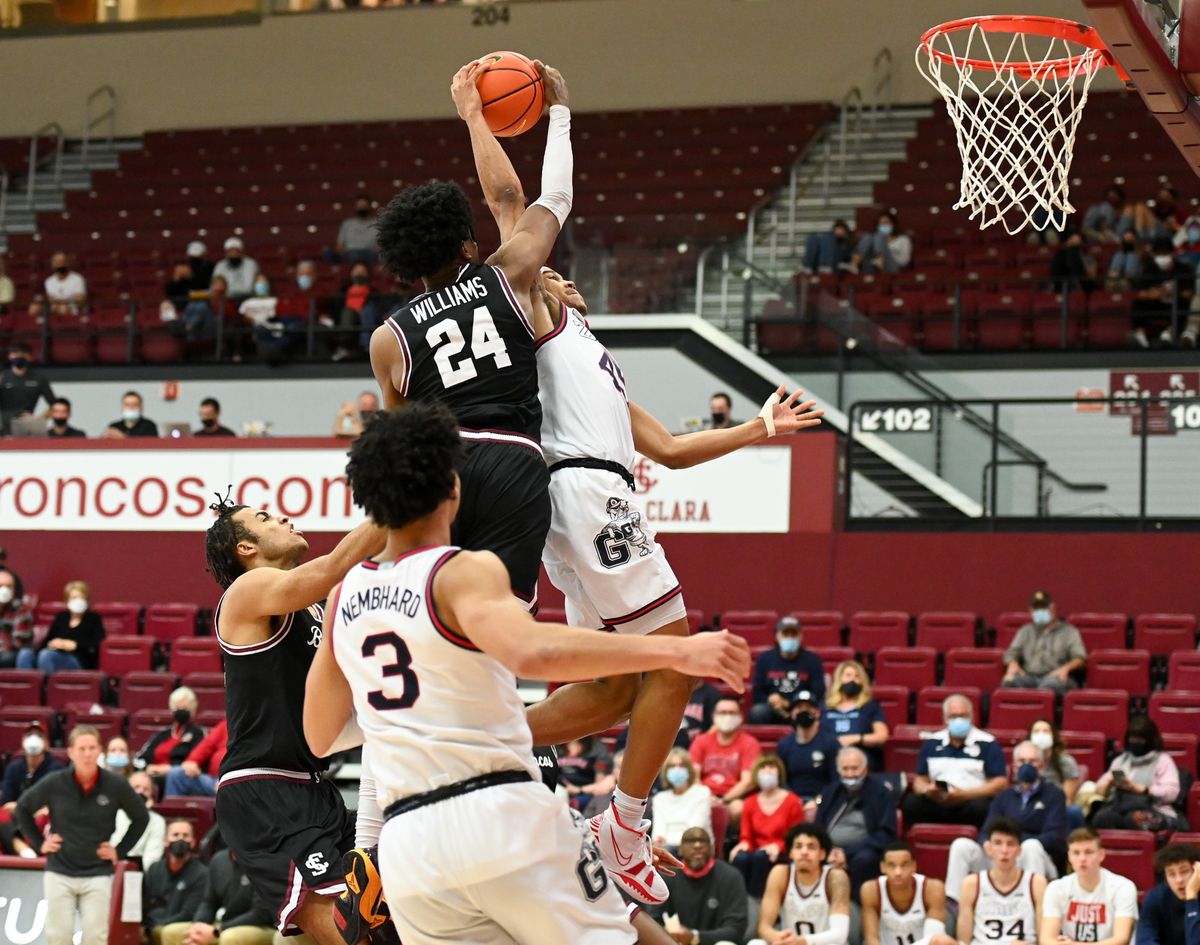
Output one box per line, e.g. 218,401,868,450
739,788,804,851
184,720,227,777
689,729,762,798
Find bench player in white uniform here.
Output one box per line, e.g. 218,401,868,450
755,824,851,945
860,842,955,945
1041,828,1137,945
957,819,1045,945
450,57,824,905
301,403,751,945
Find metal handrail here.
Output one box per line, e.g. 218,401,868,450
81,85,117,164
871,48,893,126
838,87,864,178
27,122,64,208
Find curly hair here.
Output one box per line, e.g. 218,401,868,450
375,180,474,282
346,402,463,529
205,489,252,589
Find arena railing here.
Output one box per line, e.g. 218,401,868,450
25,121,62,208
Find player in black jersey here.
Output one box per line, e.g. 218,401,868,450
204,495,384,944
369,60,571,609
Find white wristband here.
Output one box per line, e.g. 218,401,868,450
758,390,782,437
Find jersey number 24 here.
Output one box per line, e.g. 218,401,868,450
426,307,511,389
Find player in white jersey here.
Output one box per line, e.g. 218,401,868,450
301,403,751,945
451,57,823,905
860,842,955,945
957,819,1045,945
755,824,851,945
1041,828,1137,945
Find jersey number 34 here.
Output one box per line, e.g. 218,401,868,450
427,307,512,389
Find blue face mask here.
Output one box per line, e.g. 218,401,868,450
297,274,314,291
778,637,800,656
254,282,271,297
665,766,690,789
1016,763,1039,784
1189,227,1200,244
106,754,129,770
947,717,972,739
1031,608,1052,627
878,223,894,236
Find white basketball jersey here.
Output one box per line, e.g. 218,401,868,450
781,865,832,938
1044,868,1138,943
972,870,1037,945
876,874,928,945
536,305,636,470
331,546,538,809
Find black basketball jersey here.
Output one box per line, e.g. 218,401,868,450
216,598,327,775
384,263,541,438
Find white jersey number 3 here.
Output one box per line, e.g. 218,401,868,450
426,307,512,389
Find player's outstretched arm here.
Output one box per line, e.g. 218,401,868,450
486,63,571,302
629,385,823,470
435,550,750,688
224,520,386,627
303,592,355,758
452,59,526,244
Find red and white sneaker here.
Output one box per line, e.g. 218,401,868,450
588,805,669,905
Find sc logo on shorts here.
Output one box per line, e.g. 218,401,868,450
593,497,651,569
304,852,329,877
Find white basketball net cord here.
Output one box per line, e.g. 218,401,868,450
916,23,1106,234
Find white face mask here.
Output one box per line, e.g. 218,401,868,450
67,597,88,615
1155,254,1174,269
1030,731,1054,751
0,586,12,605
713,713,741,735
757,769,780,792
22,734,45,755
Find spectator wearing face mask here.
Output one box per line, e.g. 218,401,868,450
748,616,826,724
184,241,214,288
705,391,737,430
192,398,235,437
161,847,278,945
33,251,88,317
103,390,159,439
689,697,762,823
1081,184,1131,244
729,754,804,898
849,210,913,275
1,722,63,810
0,568,33,669
335,193,379,265
801,219,855,274
211,237,259,301
135,687,205,778
1130,185,1183,241
1,341,55,436
1107,228,1145,290
824,659,888,772
1089,715,1181,831
103,737,134,778
16,580,104,673
1051,232,1100,293
651,748,712,852
46,397,86,438
1130,236,1194,348
115,771,166,868
331,261,378,362
1002,590,1086,696
814,746,898,897
143,819,208,945
775,690,841,803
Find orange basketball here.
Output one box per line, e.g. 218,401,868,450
476,51,544,138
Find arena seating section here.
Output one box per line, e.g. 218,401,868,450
0,103,831,363
1,601,1198,877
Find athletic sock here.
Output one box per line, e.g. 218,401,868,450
611,787,648,827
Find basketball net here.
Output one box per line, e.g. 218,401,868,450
916,19,1108,235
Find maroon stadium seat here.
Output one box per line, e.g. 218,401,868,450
686,609,704,635
991,612,1028,651
1133,613,1197,655
916,685,983,727
0,707,56,754
169,638,222,676
129,708,173,745
536,608,566,625
1060,730,1106,781
721,610,780,647
99,636,154,676
743,724,791,746
943,648,1005,691
182,672,225,715
809,646,854,680
118,671,177,714
915,612,978,650
155,796,215,842
907,824,977,880
93,602,142,636
144,603,200,642
849,612,911,655
1168,651,1200,690
884,726,926,775
1162,732,1198,777
195,709,225,730
45,671,104,712
1149,690,1200,737
62,707,127,745
1096,830,1156,889
989,688,1055,731
1062,689,1130,742
786,611,844,648
1066,613,1128,651
1188,782,1200,828
0,669,44,706
874,647,937,689
1086,649,1151,699
871,684,911,728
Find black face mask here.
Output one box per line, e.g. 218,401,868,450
173,709,191,726
55,266,68,276
792,710,817,728
840,681,862,698
352,274,369,285
1125,738,1149,756
168,840,191,859
9,357,28,370
202,418,217,428
52,417,68,427
1122,240,1137,250
225,256,244,269
711,412,727,426
355,207,370,218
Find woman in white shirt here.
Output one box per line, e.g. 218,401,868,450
651,747,713,853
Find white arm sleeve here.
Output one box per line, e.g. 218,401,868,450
355,745,384,849
908,918,948,945
529,105,573,227
804,914,850,945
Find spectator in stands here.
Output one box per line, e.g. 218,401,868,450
117,770,165,868
1,341,55,436
648,825,748,945
749,615,825,724
332,390,379,439
1131,184,1183,241
103,390,160,438
0,546,24,597
32,251,88,317
814,746,898,896
801,219,855,273
16,579,104,673
1,721,62,810
103,736,134,778
238,273,297,365
730,753,803,897
335,192,379,264
900,693,1007,828
211,237,259,301
706,391,737,430
180,274,224,341
1089,714,1181,830
135,686,205,778
850,210,913,275
1041,828,1138,945
1107,228,1145,289
944,739,1066,904
332,261,378,362
823,659,888,770
186,241,214,287
775,690,841,803
47,397,86,437
14,724,149,945
689,696,761,822
0,256,14,313
1051,232,1100,293
161,846,277,945
1138,842,1200,945
1029,718,1082,829
1131,237,1195,347
1002,589,1086,695
163,261,197,317
193,397,235,437
556,735,613,811
651,747,712,852
143,819,208,945
1175,213,1200,266
0,567,33,668
1081,184,1129,244
680,679,720,746
164,719,225,798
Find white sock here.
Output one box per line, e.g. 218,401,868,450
611,787,648,826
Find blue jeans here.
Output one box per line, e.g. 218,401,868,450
732,848,778,898
16,648,81,673
164,766,217,797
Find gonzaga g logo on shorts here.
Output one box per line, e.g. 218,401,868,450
593,497,651,569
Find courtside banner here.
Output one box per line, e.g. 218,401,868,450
0,443,792,534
